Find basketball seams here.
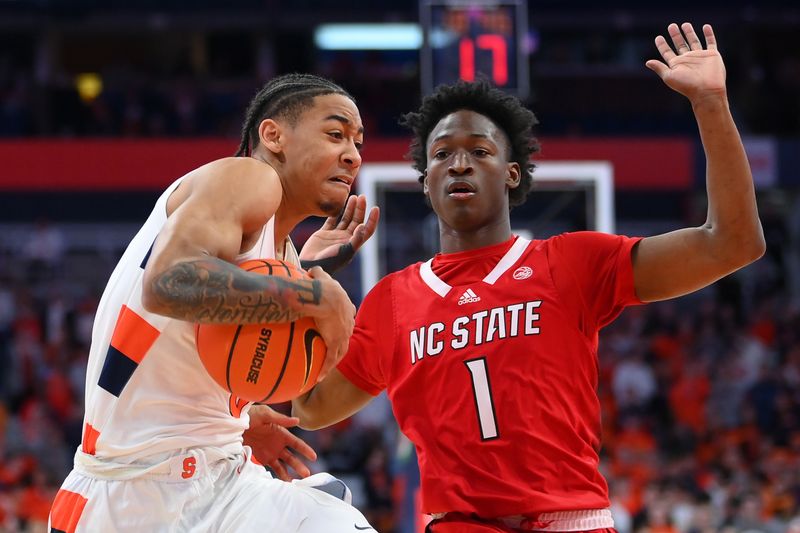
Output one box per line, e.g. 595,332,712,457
226,326,244,393
260,321,296,403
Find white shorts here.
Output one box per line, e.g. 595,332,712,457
49,447,375,532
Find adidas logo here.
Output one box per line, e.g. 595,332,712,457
458,288,481,305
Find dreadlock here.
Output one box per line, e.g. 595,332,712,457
235,73,354,157
399,79,540,208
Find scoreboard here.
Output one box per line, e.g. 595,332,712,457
420,0,529,99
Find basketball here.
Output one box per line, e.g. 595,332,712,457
195,259,326,404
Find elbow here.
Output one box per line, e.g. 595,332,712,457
723,228,766,271
141,280,169,316
738,227,767,267
749,234,767,263
292,401,329,431
297,417,325,431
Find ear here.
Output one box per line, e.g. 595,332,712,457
257,118,283,155
506,162,521,190
422,170,430,196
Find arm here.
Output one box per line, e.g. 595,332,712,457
291,368,375,430
634,23,765,303
141,157,355,362
299,194,380,273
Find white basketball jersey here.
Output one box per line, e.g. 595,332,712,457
81,177,299,464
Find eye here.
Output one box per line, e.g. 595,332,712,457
472,148,489,157
328,131,344,140
354,141,363,152
433,150,449,160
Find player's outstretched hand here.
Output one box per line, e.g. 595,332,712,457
305,266,355,381
299,194,380,273
244,405,317,480
645,23,727,104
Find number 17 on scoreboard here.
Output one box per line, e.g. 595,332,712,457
420,0,529,99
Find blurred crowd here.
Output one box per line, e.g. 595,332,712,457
0,214,798,533
1,16,799,139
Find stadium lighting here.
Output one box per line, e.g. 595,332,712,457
314,23,422,50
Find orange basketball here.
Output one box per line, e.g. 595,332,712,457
195,259,326,403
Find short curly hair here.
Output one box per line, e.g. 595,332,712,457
399,79,539,208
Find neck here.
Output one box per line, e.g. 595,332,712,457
439,219,513,254
250,151,304,246
273,203,305,247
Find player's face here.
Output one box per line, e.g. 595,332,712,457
280,94,364,216
424,110,519,232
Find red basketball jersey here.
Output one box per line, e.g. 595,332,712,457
338,232,643,517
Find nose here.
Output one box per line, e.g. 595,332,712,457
448,151,472,176
342,141,362,169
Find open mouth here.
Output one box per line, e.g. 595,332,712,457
447,181,476,197
329,176,353,187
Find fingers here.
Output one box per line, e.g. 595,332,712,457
318,322,353,382
362,206,380,238
339,195,369,234
645,59,669,78
337,195,358,230
347,205,380,250
269,459,290,481
667,23,690,54
319,214,338,231
268,412,300,428
289,434,317,462
281,449,313,478
269,449,313,480
659,22,712,57
347,195,367,230
680,22,702,50
318,343,344,382
703,24,717,50
654,34,677,64
650,22,715,73
306,265,332,280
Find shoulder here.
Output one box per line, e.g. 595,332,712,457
180,157,283,227
192,157,281,193
543,231,634,254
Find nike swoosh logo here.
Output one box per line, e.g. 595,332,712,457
303,328,322,386
354,525,374,531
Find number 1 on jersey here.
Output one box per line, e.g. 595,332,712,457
464,357,499,440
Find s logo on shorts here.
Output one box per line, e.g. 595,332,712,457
182,457,197,479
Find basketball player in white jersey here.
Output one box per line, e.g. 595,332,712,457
49,74,379,532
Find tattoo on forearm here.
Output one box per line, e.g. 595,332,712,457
151,258,322,323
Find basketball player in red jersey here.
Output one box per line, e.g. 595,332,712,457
49,74,379,532
292,23,764,532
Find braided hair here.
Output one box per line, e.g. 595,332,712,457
235,73,354,157
400,79,539,208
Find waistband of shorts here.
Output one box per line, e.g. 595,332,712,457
431,508,614,532
73,446,249,482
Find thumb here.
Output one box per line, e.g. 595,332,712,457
645,60,669,79
269,412,301,427
256,406,299,427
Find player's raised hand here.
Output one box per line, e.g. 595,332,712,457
243,405,317,480
300,194,380,273
646,23,727,103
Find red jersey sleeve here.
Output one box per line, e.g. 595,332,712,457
549,231,643,330
336,275,394,396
